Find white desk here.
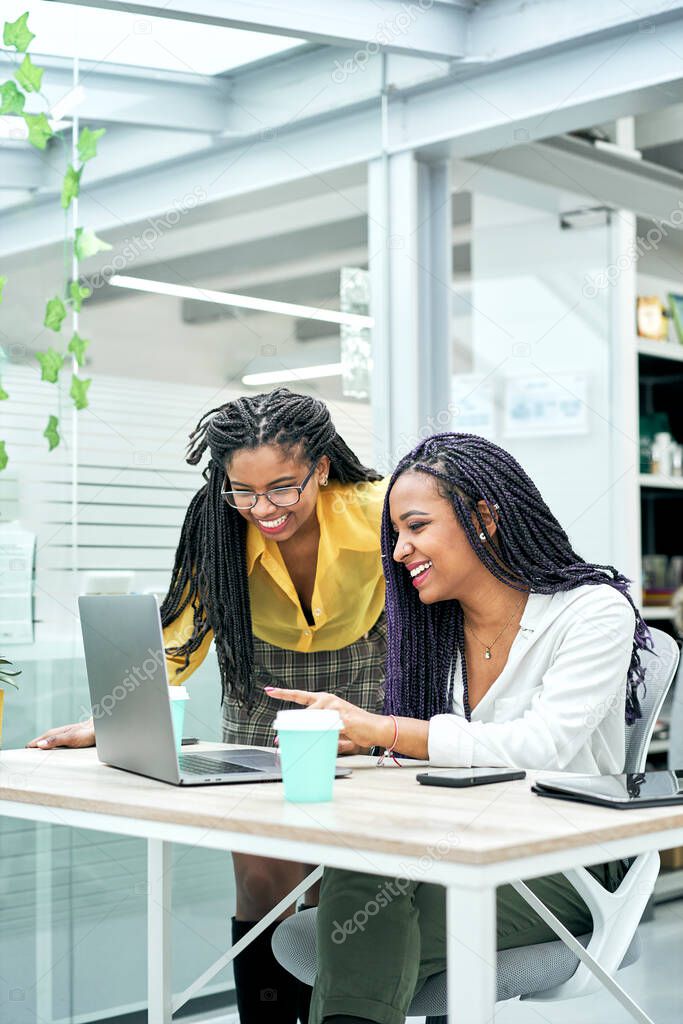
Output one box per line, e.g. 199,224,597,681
2,744,683,1024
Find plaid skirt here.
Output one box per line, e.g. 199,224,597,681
221,612,387,746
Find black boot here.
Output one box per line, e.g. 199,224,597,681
231,916,302,1023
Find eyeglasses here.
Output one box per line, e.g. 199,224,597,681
221,464,317,510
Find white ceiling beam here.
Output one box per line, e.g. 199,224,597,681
50,0,470,60
636,102,683,151
88,182,369,268
31,55,230,133
0,146,51,190
7,9,683,254
468,0,683,62
0,109,378,258
470,135,683,225
391,14,683,157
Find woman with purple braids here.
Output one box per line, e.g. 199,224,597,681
266,432,649,1024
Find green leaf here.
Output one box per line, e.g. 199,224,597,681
0,441,8,472
67,331,90,367
0,383,8,400
23,112,52,150
43,414,60,451
0,276,6,303
14,54,43,93
77,126,105,163
61,164,83,209
36,347,64,383
3,12,35,52
70,374,91,410
74,227,111,261
0,80,25,115
69,280,91,312
44,296,67,332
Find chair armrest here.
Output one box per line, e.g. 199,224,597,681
530,851,659,1001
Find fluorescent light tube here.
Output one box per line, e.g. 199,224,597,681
109,275,373,330
242,364,343,386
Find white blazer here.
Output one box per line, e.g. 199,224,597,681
428,584,636,774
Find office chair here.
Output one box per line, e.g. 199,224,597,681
271,627,679,1022
668,653,683,770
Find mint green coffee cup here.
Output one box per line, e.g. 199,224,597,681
168,685,189,753
274,709,342,803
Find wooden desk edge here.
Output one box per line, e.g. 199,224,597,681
3,784,683,866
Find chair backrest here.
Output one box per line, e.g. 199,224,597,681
667,656,683,771
624,627,680,773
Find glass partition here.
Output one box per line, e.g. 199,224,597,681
453,174,614,564
0,164,371,1019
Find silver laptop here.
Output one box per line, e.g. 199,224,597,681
79,594,350,786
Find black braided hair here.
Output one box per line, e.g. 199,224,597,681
382,432,651,726
160,388,381,707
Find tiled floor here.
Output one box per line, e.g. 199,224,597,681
209,899,683,1022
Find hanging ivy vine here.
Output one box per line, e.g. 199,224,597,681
0,11,111,471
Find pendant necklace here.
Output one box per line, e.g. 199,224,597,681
464,598,525,661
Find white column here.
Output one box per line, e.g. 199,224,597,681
609,116,641,592
368,151,452,469
148,839,172,1024
446,883,497,1024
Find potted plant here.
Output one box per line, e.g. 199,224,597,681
0,656,21,749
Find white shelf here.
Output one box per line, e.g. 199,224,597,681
640,474,683,490
637,338,683,362
642,606,675,620
648,739,670,755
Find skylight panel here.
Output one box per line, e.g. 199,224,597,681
1,2,304,75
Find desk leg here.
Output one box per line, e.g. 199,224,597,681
446,883,496,1024
148,839,172,1024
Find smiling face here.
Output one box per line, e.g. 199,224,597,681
226,443,329,541
389,470,495,603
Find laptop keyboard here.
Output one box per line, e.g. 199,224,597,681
179,754,262,777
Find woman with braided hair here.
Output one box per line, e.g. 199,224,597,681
266,432,649,1024
28,388,387,1024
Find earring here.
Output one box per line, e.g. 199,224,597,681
479,532,487,542
321,477,328,486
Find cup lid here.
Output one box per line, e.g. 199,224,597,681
274,708,342,731
168,685,189,701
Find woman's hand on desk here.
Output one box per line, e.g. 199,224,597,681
26,719,95,749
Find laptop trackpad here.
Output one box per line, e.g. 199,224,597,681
225,748,279,771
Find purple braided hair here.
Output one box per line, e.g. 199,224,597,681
382,433,651,726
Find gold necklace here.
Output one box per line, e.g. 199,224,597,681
464,598,525,660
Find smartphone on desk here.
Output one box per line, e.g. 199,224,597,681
417,767,526,788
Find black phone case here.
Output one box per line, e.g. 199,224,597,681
416,770,526,788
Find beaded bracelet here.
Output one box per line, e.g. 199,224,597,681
376,714,402,767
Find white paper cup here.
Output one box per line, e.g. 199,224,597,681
168,685,189,752
274,709,342,802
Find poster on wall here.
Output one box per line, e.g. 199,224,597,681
450,374,496,437
0,522,35,645
503,373,589,439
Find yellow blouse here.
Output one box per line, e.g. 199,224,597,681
164,478,387,685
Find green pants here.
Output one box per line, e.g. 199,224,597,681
309,860,628,1024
